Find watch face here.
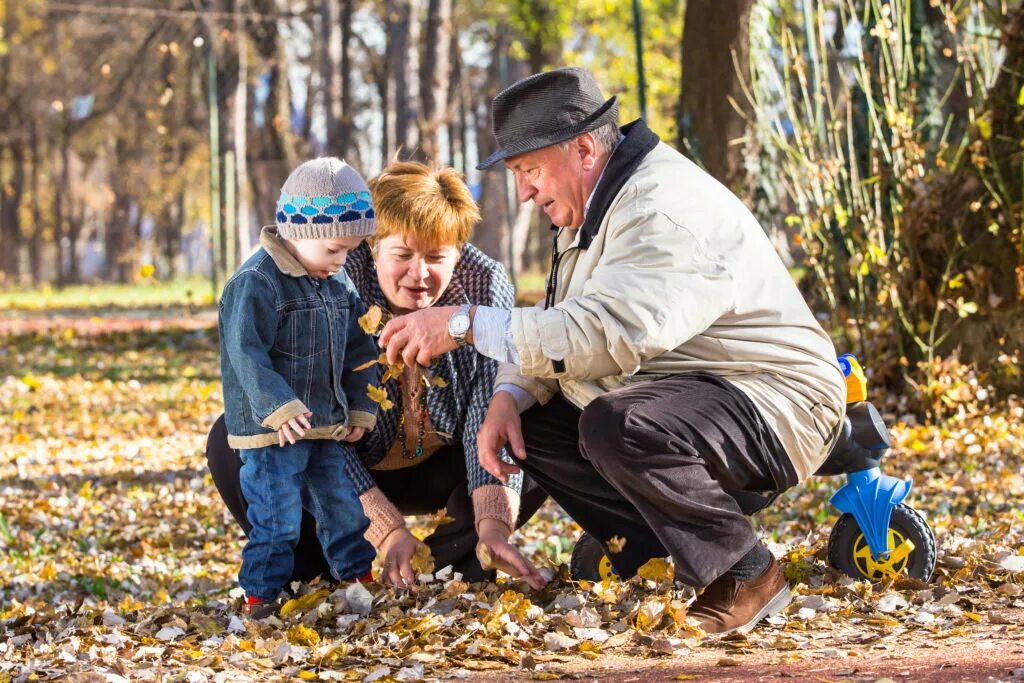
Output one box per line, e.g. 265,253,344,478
449,314,470,335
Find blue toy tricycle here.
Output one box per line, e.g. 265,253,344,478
570,354,937,583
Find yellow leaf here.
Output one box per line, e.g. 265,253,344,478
1017,84,1024,107
475,542,521,577
411,544,436,575
978,117,992,140
279,588,329,618
21,374,41,391
353,354,385,372
298,672,319,681
606,536,627,554
358,305,383,334
238,639,256,652
39,562,57,581
431,375,449,388
381,362,404,384
139,263,155,279
79,480,93,500
635,598,666,631
367,384,394,411
963,611,982,622
637,557,674,583
287,624,321,647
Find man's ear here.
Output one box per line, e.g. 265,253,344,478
577,132,600,172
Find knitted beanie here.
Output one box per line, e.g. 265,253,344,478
275,157,376,240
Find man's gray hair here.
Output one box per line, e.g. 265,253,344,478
557,122,620,156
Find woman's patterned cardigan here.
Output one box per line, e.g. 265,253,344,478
342,240,523,546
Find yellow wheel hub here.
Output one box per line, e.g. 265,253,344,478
852,528,916,580
597,554,616,581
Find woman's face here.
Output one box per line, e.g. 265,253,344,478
373,233,460,314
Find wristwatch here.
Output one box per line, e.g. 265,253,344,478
447,304,473,348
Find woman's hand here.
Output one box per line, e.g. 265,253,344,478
279,412,313,446
476,518,548,590
379,526,426,588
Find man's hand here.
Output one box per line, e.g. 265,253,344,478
279,411,313,446
477,391,526,483
379,526,425,588
342,426,365,443
379,306,459,367
476,518,548,590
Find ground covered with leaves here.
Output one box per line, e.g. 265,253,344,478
2,309,1024,682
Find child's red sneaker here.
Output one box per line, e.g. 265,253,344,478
243,595,277,619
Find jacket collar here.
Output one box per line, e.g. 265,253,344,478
574,118,660,249
260,226,310,277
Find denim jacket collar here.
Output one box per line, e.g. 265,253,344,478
259,226,309,278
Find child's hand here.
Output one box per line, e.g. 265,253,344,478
343,426,365,443
279,412,313,446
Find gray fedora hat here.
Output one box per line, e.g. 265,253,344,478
477,67,619,170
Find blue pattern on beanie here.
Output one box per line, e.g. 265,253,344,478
276,190,374,225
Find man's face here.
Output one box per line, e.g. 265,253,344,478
506,135,602,229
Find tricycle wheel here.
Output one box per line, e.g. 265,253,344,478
569,533,618,582
828,503,936,582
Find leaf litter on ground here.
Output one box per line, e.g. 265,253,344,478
1,309,1023,681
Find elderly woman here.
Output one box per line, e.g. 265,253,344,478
206,161,546,588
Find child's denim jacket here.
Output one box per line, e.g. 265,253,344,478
219,227,379,449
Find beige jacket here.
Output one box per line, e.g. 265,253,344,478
496,128,846,481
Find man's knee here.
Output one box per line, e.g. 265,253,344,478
578,394,632,469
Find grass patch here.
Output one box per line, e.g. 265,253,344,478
0,276,216,311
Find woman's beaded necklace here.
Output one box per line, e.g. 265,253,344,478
397,370,428,459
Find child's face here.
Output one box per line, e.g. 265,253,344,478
286,235,365,279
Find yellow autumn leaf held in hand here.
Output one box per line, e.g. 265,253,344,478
411,544,436,575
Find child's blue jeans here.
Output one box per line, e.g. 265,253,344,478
238,439,375,601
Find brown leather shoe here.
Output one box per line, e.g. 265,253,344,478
687,555,792,635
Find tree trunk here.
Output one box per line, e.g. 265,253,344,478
447,33,464,171
0,142,26,283
249,0,299,225
419,0,452,163
234,6,253,260
677,0,754,193
384,0,419,159
473,30,510,266
28,120,43,283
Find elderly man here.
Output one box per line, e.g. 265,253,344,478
380,67,846,634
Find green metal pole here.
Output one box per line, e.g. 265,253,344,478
207,46,222,299
632,0,647,120
225,150,237,276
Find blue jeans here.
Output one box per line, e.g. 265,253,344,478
238,439,374,601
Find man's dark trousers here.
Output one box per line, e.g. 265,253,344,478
515,371,797,587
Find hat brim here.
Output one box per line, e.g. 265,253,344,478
476,95,619,171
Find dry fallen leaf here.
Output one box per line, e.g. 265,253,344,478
606,536,627,554
358,305,384,334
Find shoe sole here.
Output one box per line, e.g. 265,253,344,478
726,584,793,635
